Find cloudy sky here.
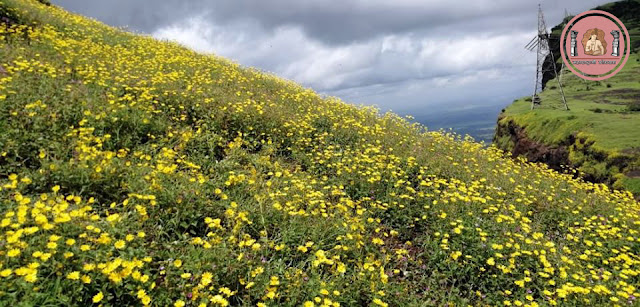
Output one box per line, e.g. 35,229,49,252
51,0,609,116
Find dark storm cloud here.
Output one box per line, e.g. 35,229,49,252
50,0,202,33
51,0,612,111
52,0,607,45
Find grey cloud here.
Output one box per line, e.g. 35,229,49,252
52,0,608,45
51,0,612,113
152,16,538,92
51,0,218,34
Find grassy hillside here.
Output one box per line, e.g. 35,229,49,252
1,1,639,306
496,1,640,195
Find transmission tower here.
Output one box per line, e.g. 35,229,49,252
558,9,570,85
525,4,568,111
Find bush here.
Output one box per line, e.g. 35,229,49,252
628,102,640,112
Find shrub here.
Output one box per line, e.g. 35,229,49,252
628,101,640,112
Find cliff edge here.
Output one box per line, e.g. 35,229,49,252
494,1,640,196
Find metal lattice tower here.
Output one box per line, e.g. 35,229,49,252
524,4,568,110
558,9,570,85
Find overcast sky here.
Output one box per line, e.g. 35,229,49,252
51,0,610,115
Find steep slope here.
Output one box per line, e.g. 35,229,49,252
495,0,640,196
1,1,639,306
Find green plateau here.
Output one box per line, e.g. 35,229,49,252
495,0,640,196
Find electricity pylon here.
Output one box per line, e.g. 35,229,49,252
524,4,569,110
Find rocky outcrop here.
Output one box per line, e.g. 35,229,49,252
493,117,570,171
494,116,639,196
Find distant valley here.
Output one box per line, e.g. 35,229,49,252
410,103,509,144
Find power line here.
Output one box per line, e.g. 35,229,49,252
526,4,569,111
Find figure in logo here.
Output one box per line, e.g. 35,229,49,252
570,31,578,56
582,28,607,56
611,30,620,56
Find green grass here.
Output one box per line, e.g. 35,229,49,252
498,1,640,195
502,52,640,150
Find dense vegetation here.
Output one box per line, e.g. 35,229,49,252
496,0,640,196
1,1,639,306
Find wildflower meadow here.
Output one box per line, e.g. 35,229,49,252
0,1,639,306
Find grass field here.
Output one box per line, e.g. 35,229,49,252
498,1,640,195
502,52,640,150
1,1,640,306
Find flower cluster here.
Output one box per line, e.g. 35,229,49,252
0,0,639,306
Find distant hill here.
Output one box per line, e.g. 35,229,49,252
495,0,640,196
1,1,639,306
